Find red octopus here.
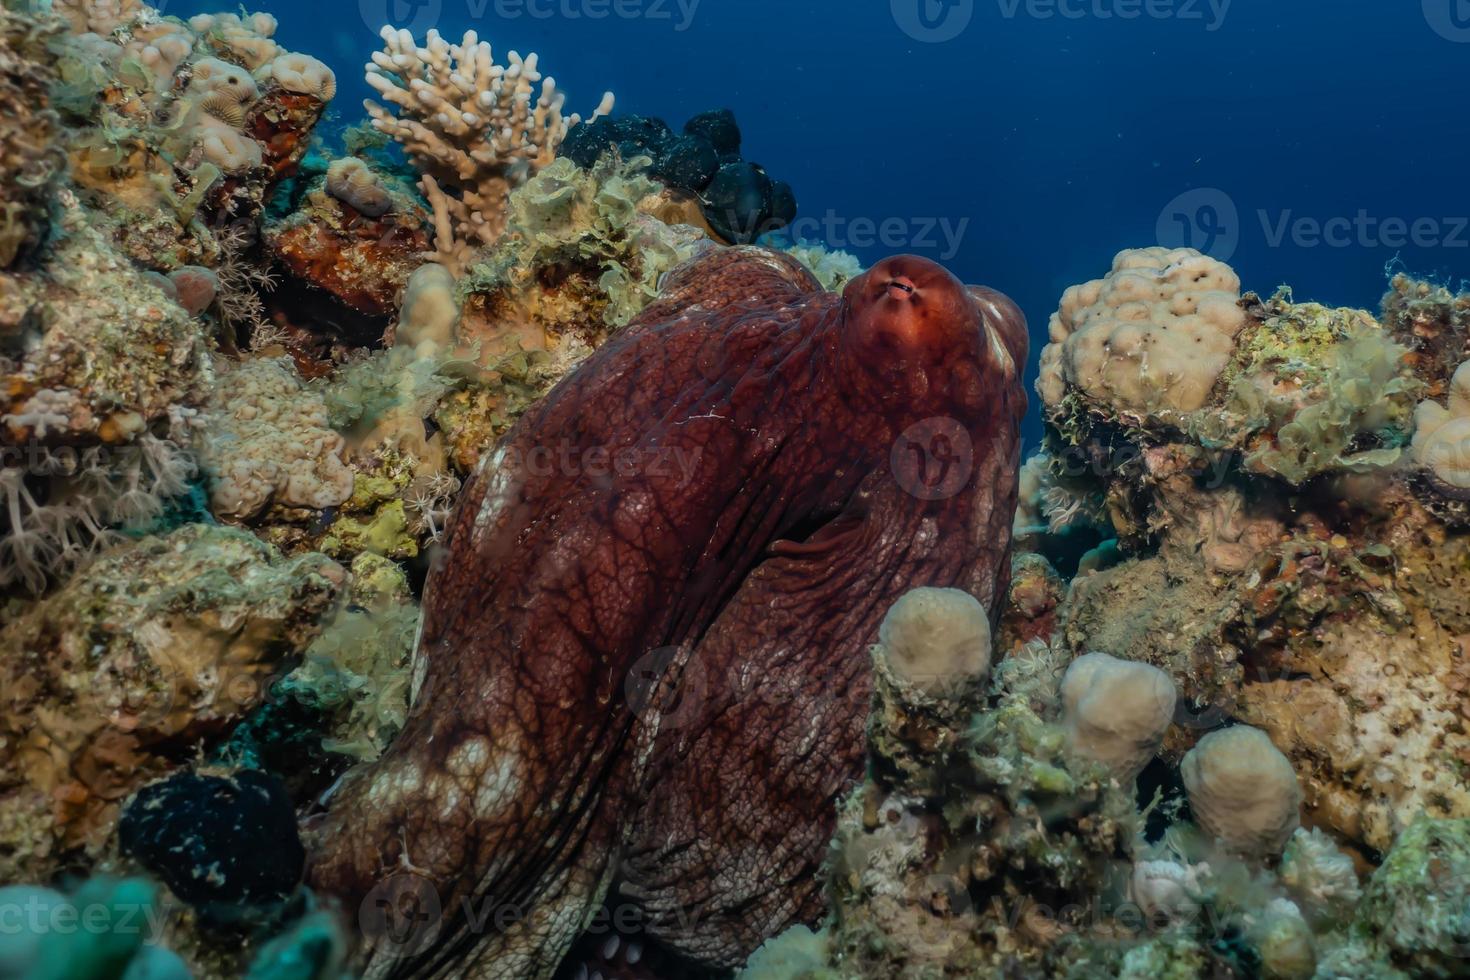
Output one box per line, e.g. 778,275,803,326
307,246,1028,979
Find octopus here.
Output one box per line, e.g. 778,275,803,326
307,246,1029,978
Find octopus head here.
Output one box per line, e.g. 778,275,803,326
840,255,1023,413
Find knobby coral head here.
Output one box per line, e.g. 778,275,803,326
840,254,1029,420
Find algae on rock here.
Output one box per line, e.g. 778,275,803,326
0,524,342,881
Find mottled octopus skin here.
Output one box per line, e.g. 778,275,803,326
307,246,1029,979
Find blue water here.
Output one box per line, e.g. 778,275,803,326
195,0,1470,445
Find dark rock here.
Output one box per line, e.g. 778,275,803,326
119,769,305,927
768,180,798,229
703,162,773,244
683,108,741,157
650,135,721,192
563,114,673,168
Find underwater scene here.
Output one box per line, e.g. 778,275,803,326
2,0,1470,977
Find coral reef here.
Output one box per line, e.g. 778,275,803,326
440,154,707,468
4,0,1467,972
364,25,614,272
0,524,341,882
0,4,65,268
264,156,432,320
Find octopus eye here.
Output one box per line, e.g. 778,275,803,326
886,277,917,300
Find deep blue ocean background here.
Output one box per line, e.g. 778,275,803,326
175,0,1470,446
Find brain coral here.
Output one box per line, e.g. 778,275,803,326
1038,246,1247,418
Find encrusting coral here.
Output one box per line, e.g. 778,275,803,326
364,25,614,272
195,356,356,522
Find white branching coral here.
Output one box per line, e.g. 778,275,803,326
364,26,614,271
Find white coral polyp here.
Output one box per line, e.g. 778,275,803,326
1038,246,1247,417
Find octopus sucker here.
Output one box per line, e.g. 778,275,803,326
307,246,1027,978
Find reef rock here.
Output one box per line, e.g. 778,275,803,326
0,524,341,881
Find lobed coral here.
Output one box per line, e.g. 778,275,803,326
1180,724,1302,860
1038,246,1248,421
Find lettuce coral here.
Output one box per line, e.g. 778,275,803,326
1198,292,1420,484
459,154,706,367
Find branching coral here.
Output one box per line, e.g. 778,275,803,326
364,25,614,271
